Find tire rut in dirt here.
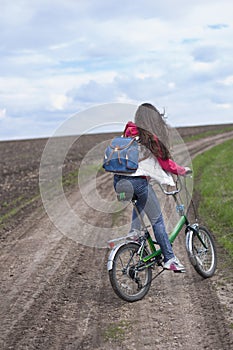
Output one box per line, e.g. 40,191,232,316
120,235,233,350
1,131,233,350
0,240,112,350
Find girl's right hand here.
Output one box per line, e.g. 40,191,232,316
184,167,192,176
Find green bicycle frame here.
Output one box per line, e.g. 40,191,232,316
141,215,188,264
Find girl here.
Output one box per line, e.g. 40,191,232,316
114,103,191,272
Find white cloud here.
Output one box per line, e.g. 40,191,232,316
0,0,233,139
0,108,7,120
50,94,69,111
216,103,232,110
220,76,233,86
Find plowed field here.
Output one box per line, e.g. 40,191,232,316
0,125,233,350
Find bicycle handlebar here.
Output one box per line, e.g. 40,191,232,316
159,177,182,196
158,172,192,196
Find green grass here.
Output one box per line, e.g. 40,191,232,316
183,126,233,142
0,194,40,227
62,169,79,187
193,138,233,258
103,320,132,342
62,162,106,188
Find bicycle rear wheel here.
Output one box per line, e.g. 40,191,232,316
191,226,217,278
109,242,152,302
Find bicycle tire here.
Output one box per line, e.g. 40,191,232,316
109,242,152,302
191,226,217,278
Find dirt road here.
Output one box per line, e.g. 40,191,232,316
0,131,233,350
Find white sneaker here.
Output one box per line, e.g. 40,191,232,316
126,229,141,241
163,256,185,272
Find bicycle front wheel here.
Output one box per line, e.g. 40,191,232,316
109,242,152,302
191,226,217,278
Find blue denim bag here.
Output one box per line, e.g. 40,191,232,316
103,136,139,173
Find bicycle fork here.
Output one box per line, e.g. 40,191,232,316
185,223,208,266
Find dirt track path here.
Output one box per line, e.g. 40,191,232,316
1,132,233,350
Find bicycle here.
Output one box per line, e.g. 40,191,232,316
107,176,217,302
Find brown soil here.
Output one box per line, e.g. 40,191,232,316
0,125,233,350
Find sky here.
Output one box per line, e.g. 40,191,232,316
0,0,233,140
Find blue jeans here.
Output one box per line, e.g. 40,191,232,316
114,175,174,262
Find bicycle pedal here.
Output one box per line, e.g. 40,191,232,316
173,269,186,273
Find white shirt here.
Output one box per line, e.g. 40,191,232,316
127,145,175,186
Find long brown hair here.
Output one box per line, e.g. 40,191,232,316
135,103,171,160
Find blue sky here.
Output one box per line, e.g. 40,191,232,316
0,0,233,140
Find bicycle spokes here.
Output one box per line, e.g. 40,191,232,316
191,227,217,277
109,243,153,302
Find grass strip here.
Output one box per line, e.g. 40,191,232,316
103,320,132,342
0,194,40,226
193,138,233,258
183,126,233,142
